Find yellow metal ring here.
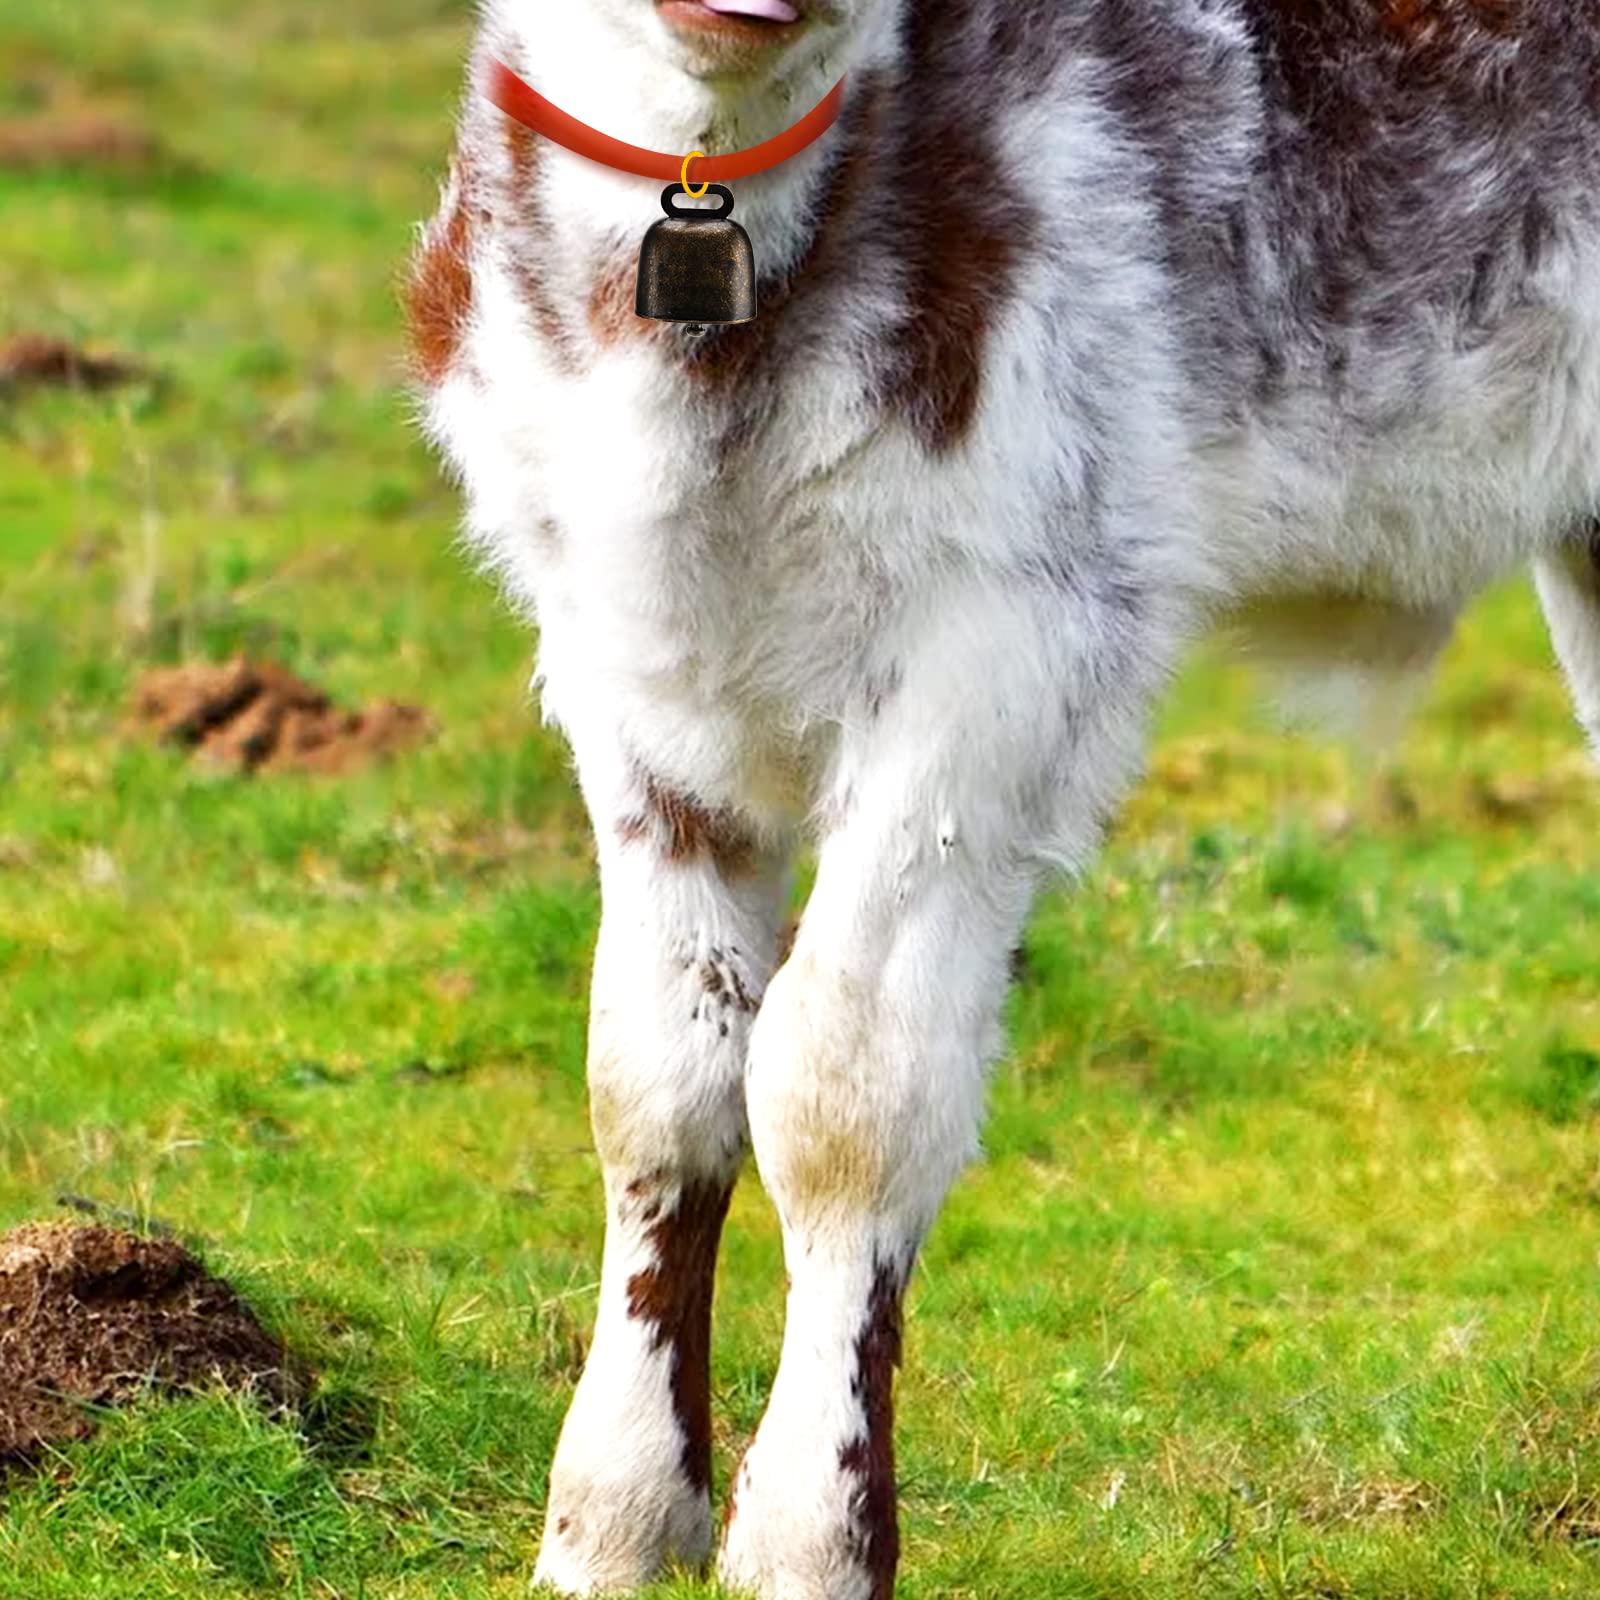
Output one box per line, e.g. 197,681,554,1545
680,150,709,198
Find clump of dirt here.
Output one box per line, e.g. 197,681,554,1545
132,657,431,776
0,1223,302,1468
0,111,163,173
0,333,148,393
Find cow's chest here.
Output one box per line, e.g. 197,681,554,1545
521,335,983,729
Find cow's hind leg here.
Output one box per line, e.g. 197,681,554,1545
534,752,787,1594
1533,522,1600,759
719,576,1176,1598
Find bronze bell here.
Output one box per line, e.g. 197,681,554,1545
636,183,758,331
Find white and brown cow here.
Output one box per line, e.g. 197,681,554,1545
408,1,1600,1593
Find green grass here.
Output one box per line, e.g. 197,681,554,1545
2,3,1599,1596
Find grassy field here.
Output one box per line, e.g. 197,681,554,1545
3,3,1600,1596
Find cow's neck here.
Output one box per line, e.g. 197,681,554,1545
483,1,900,279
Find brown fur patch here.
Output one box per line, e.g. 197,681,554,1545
505,114,537,193
838,1260,905,1600
616,774,756,876
406,168,476,384
588,250,656,347
881,12,1036,455
1241,0,1528,136
1383,0,1517,42
625,1179,735,1493
500,120,582,367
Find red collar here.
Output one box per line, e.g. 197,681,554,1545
487,59,847,184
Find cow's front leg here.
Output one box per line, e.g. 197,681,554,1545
720,580,1169,1598
717,845,1035,1600
535,760,787,1595
1535,526,1600,760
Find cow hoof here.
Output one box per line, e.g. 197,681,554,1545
533,1471,711,1595
718,1449,881,1600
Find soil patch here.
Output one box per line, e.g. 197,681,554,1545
0,112,163,173
0,333,148,393
133,657,431,775
0,1224,302,1468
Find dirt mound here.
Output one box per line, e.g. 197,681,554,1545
0,333,148,392
0,1224,301,1467
133,657,431,775
0,112,163,173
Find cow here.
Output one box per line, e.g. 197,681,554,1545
407,2,1600,1593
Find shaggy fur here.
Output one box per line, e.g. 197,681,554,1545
410,1,1600,1593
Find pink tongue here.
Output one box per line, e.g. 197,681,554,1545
702,0,801,21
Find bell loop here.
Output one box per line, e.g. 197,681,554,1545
660,182,737,220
